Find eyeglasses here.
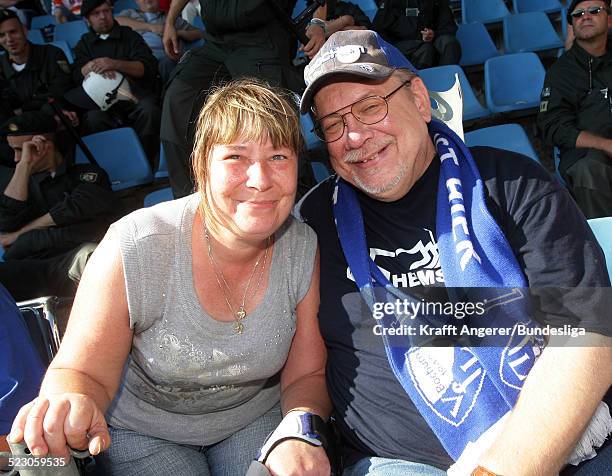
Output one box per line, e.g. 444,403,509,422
313,80,412,143
570,5,609,19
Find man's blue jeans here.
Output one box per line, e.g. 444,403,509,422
343,457,446,476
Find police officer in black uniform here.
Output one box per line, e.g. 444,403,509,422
537,0,612,219
71,0,161,161
0,9,77,165
160,0,317,198
372,0,460,69
0,113,118,301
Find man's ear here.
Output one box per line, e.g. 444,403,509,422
409,77,432,123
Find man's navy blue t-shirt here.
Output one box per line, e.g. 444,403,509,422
297,146,610,469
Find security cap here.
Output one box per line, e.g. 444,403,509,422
81,0,109,18
300,29,418,114
0,112,57,137
0,8,19,27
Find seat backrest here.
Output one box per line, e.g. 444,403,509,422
588,217,612,279
503,11,563,53
53,20,89,48
512,0,563,14
30,14,56,30
484,52,545,113
17,296,64,365
113,0,138,14
311,161,332,183
465,124,541,163
462,0,510,24
300,112,321,151
27,28,45,44
552,146,567,186
50,40,74,63
144,187,173,207
456,22,499,66
75,127,154,191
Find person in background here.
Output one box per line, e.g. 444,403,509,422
538,0,612,219
70,0,161,161
116,0,203,83
373,0,461,69
0,112,117,301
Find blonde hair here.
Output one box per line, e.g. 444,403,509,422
192,78,303,225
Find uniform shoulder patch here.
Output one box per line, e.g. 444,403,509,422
79,172,98,183
539,100,549,113
540,87,551,99
57,60,71,74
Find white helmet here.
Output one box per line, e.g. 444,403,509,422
66,72,138,111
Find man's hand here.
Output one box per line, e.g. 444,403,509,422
17,136,49,173
163,23,181,61
301,24,326,59
421,28,435,42
265,440,330,476
148,23,164,35
82,58,118,78
0,231,19,248
57,110,79,127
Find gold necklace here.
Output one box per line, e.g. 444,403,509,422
203,223,270,334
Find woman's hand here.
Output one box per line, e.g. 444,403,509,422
266,440,330,476
8,393,110,459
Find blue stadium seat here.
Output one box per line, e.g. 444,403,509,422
462,0,510,24
512,0,563,14
0,245,4,262
561,7,568,38
156,143,169,179
27,28,45,44
503,11,563,54
113,0,138,14
352,0,378,21
53,20,89,49
418,65,491,121
144,187,173,207
75,127,154,191
50,40,74,63
456,22,500,67
587,217,612,279
464,124,541,163
311,162,332,183
292,0,307,18
30,15,56,30
484,53,545,113
300,112,320,151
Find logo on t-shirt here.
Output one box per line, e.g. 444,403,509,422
347,228,445,287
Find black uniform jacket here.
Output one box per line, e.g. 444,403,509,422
0,157,118,260
73,21,159,98
537,41,612,171
0,43,73,115
373,0,457,43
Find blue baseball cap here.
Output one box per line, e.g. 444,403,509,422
300,29,418,114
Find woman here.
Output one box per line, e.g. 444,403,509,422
8,79,331,475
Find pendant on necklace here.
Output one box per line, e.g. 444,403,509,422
235,307,246,320
234,322,244,334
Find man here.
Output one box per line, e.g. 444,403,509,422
372,0,461,69
0,112,118,301
538,0,612,219
116,0,203,83
297,30,612,475
70,0,161,161
160,0,324,197
0,9,75,127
